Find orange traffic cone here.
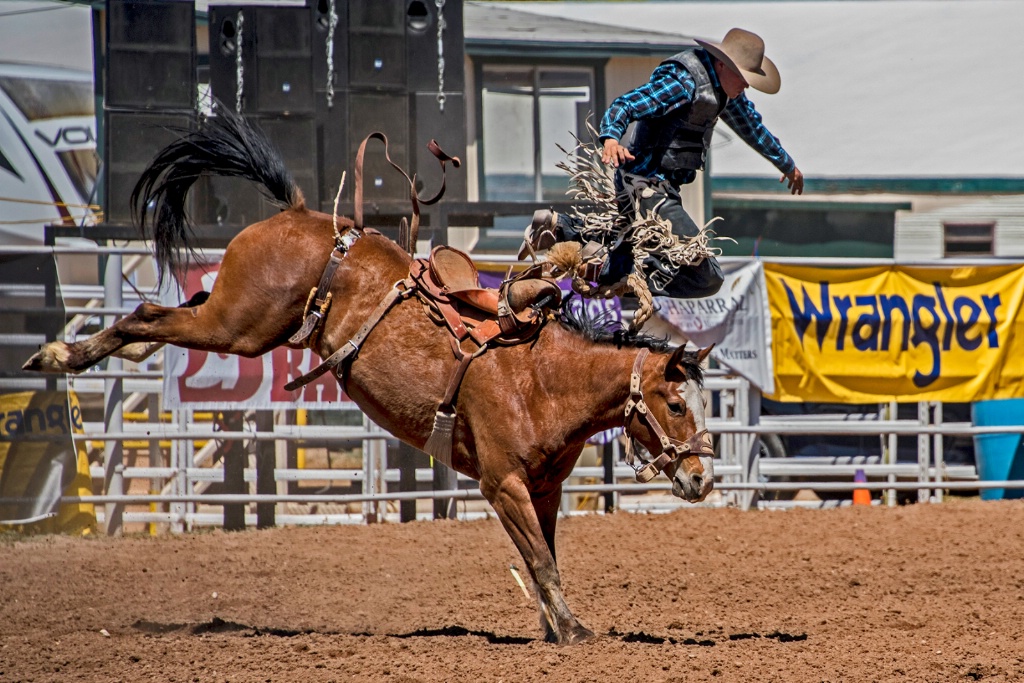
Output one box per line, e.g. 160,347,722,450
852,468,871,506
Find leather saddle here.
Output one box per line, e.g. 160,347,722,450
410,245,563,346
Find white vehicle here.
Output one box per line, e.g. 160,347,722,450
0,61,98,246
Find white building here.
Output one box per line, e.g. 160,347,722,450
470,1,1024,259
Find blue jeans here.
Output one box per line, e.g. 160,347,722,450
557,172,724,299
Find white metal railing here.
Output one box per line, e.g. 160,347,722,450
6,244,1022,533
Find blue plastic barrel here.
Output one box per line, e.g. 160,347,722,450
972,398,1024,500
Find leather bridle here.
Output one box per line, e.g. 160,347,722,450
623,348,714,483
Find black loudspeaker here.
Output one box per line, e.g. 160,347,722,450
207,5,255,112
348,2,405,90
405,1,466,205
192,175,265,229
311,0,349,94
349,92,409,202
106,0,196,110
104,111,195,225
349,2,405,33
208,5,318,115
259,116,318,198
317,95,348,207
412,92,467,201
405,0,465,93
253,7,314,115
192,115,317,228
205,1,469,216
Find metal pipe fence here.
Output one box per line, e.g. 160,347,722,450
6,388,998,529
6,477,1016,508
4,244,1020,533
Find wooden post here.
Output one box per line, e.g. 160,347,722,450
602,442,616,513
394,442,420,522
255,412,276,528
221,411,246,531
433,459,458,519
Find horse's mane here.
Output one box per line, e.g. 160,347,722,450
556,297,704,385
557,298,668,350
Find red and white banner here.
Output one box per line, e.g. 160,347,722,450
161,261,356,409
163,260,625,410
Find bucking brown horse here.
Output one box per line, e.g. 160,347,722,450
23,110,715,645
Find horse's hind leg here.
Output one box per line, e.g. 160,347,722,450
481,476,594,645
111,340,165,363
25,303,186,374
107,292,209,363
24,293,283,374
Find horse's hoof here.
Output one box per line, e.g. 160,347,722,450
22,342,71,373
567,625,596,645
549,624,596,645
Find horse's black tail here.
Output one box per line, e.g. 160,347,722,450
130,105,305,283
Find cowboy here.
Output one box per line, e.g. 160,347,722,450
519,28,804,299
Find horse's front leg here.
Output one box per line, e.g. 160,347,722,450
532,485,595,643
481,475,594,645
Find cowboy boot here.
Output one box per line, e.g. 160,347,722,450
578,240,609,282
517,209,559,260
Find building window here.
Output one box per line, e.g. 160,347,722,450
714,204,898,258
479,65,595,202
943,222,994,256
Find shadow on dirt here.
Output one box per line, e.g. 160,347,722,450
609,627,807,646
133,618,529,644
393,625,532,645
133,618,808,647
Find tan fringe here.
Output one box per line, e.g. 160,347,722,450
548,123,731,332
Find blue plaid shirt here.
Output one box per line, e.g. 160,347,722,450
599,49,795,185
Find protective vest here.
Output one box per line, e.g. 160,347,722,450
627,50,727,176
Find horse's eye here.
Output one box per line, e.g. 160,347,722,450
667,402,685,416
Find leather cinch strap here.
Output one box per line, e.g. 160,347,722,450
283,281,412,392
285,133,462,391
288,249,344,346
354,132,460,253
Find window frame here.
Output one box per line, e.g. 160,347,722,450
942,221,995,257
473,57,606,202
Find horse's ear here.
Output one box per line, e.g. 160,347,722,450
666,344,715,382
697,344,715,363
665,345,691,383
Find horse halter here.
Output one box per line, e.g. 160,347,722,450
623,348,714,483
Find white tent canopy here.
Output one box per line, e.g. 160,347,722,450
493,1,1024,180
4,0,1022,181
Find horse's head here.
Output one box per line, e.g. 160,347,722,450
623,345,715,503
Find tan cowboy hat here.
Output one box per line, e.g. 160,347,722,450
695,28,781,94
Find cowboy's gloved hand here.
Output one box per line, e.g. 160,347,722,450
602,138,635,168
781,167,804,195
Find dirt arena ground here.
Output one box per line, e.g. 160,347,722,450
3,497,1024,683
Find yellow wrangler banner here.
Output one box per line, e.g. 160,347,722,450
0,391,96,534
765,264,1024,403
